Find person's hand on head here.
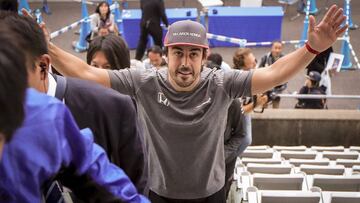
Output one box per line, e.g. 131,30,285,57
307,5,348,53
21,8,33,18
21,8,51,43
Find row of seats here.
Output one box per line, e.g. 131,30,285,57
247,188,360,203
240,157,360,168
230,146,360,203
239,172,360,192
246,145,360,152
242,146,360,160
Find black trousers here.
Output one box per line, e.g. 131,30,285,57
148,187,226,203
135,22,163,60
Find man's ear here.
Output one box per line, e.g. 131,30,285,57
203,49,208,60
201,49,208,67
38,54,51,80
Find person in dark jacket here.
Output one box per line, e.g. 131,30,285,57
0,11,147,194
135,0,168,60
259,41,287,108
305,47,333,75
295,71,326,109
224,99,252,199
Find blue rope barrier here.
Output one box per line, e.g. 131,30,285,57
206,33,344,47
50,3,117,39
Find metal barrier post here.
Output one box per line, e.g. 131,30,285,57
72,0,91,52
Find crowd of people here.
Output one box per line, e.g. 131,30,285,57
0,0,348,202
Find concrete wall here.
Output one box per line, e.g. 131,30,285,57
251,109,360,147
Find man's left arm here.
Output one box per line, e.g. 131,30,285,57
251,5,347,95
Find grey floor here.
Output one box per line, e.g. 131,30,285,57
30,0,360,109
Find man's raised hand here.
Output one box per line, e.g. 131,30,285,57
307,5,348,53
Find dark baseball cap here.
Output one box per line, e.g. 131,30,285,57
164,20,209,49
306,71,321,82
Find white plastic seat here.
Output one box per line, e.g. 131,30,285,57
349,146,360,153
289,158,330,167
323,151,359,160
281,150,318,160
241,149,274,159
247,187,321,203
311,146,345,152
247,145,270,150
352,165,360,174
273,145,307,151
336,159,360,168
329,192,360,203
252,173,305,190
300,164,345,175
241,158,282,165
261,191,320,203
312,175,360,192
247,163,293,174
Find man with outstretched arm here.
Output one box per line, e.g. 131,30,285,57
35,5,347,202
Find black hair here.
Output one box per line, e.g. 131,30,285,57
207,53,223,67
0,11,48,71
164,46,208,59
0,28,27,142
147,45,163,56
233,48,252,69
87,34,130,70
95,1,110,20
271,40,282,46
0,0,18,12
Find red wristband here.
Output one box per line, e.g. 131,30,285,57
305,42,320,55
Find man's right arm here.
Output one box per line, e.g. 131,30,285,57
48,42,111,88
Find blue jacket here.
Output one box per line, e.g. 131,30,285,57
0,88,149,203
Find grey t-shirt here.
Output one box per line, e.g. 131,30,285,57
108,67,253,199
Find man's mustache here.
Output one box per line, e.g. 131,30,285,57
177,65,193,74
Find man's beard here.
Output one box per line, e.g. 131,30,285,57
174,65,195,88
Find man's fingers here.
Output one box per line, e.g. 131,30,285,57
333,15,347,30
336,24,348,36
21,9,33,18
331,8,344,23
323,5,338,23
39,22,51,41
308,15,316,33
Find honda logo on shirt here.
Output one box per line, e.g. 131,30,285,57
158,92,170,106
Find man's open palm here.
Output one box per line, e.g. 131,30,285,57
308,5,348,52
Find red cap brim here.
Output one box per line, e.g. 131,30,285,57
165,42,209,49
